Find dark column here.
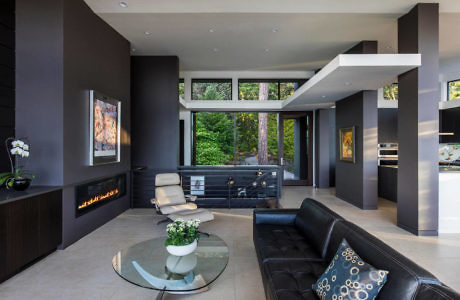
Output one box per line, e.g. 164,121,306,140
397,3,439,236
335,92,378,209
315,109,331,188
131,56,179,170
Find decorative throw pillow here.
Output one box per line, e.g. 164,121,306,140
312,239,389,300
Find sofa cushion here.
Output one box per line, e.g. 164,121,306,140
294,198,344,258
264,260,327,300
325,221,440,300
254,224,322,262
313,238,389,300
415,284,460,300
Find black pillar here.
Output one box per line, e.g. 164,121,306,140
397,3,439,236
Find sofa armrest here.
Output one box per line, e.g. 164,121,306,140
253,209,299,226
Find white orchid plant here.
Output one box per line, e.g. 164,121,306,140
165,219,201,247
0,138,35,188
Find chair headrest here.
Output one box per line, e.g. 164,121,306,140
156,173,180,186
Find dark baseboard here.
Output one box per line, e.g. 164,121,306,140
397,222,438,236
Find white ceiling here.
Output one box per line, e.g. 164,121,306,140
85,0,460,73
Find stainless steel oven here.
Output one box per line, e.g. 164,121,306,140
378,143,398,166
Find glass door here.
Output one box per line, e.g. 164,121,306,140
278,112,313,185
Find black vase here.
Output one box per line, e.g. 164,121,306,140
12,178,31,191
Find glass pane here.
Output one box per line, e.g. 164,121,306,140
280,82,296,100
449,80,460,100
192,80,232,100
383,83,398,100
283,119,299,180
194,112,234,165
179,79,184,100
238,82,279,100
235,112,278,165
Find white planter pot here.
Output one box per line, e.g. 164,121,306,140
166,239,197,256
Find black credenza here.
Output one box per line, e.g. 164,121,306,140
0,188,62,282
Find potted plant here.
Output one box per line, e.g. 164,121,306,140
0,138,35,191
165,219,200,256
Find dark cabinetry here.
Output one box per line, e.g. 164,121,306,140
378,108,398,143
440,107,460,143
0,190,62,282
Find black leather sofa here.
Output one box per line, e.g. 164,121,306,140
253,198,460,300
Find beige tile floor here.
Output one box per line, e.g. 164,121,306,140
0,186,459,299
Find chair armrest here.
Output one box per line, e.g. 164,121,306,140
253,209,299,226
185,195,197,202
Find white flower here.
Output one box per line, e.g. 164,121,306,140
11,140,24,148
23,144,29,151
10,147,23,155
22,151,30,158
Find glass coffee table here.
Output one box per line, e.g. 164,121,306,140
112,233,229,299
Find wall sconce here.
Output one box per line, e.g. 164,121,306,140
261,181,267,188
252,181,258,187
256,170,263,177
227,177,235,187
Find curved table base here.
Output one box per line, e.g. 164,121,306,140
156,286,209,300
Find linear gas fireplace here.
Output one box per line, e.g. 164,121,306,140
75,174,126,217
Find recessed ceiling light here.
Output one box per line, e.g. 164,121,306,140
322,95,326,98
331,105,336,108
131,48,136,52
144,31,151,35
209,28,215,33
119,2,128,8
345,82,351,86
386,45,393,49
264,48,270,52
272,28,279,33
213,48,219,52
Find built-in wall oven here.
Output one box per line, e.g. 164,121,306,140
378,143,398,166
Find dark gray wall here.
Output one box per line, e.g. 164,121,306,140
344,41,378,54
335,91,378,209
328,109,336,187
16,0,131,247
131,56,179,170
16,0,64,186
397,3,439,236
315,109,334,188
0,0,15,173
378,108,398,143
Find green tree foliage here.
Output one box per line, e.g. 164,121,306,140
193,82,231,100
195,112,234,165
383,83,398,100
449,80,460,100
239,82,279,100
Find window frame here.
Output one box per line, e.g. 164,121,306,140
237,79,306,101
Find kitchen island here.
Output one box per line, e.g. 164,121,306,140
439,166,460,233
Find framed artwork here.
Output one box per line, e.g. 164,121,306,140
90,90,121,165
190,176,205,196
339,127,355,163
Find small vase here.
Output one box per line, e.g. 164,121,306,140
12,178,31,191
166,239,197,256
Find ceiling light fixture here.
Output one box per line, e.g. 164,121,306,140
144,31,151,35
209,28,215,33
264,48,270,52
321,95,326,98
345,82,351,86
119,2,128,8
213,48,219,52
272,28,279,33
132,48,136,52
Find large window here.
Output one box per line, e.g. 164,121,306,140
383,83,398,100
193,112,280,165
192,79,232,100
238,80,304,100
448,80,460,101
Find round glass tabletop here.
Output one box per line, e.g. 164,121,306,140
112,233,229,293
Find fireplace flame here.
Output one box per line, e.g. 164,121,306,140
77,188,119,210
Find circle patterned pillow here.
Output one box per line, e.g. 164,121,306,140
313,238,389,300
